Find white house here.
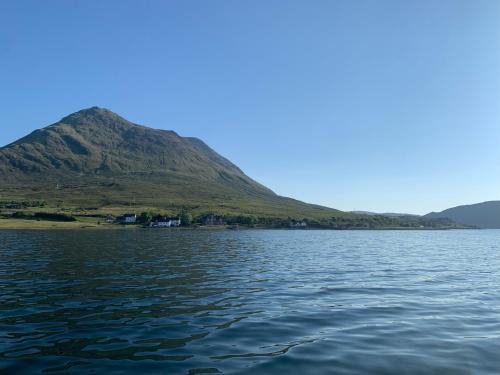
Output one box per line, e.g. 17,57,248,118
122,214,137,224
169,218,181,227
290,220,307,228
150,217,181,228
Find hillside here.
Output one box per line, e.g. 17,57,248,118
425,201,500,229
0,107,346,220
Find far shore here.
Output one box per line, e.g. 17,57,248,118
0,218,234,230
0,218,476,231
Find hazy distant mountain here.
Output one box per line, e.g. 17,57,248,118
425,201,500,229
350,211,420,218
0,107,344,219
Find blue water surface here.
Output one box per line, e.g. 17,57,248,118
1,229,499,374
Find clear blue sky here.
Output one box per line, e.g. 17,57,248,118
1,0,499,214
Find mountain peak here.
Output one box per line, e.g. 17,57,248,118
60,106,130,127
0,107,350,220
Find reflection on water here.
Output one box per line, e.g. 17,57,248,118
1,229,500,374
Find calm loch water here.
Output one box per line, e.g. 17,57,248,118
1,229,500,374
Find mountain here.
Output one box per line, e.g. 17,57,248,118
350,211,420,218
0,107,345,219
425,201,500,229
0,107,475,229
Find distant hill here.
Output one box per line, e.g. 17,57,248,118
425,201,500,228
350,211,420,218
0,107,346,219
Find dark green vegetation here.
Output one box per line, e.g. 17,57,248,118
10,211,76,222
0,107,469,229
425,201,500,229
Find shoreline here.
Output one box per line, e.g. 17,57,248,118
0,218,476,231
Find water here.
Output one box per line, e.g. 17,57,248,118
1,229,500,374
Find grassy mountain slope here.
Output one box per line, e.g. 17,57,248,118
0,107,346,219
425,201,500,229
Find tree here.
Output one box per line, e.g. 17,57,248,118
138,211,152,224
179,211,192,226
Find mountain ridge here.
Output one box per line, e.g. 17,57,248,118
350,211,420,218
1,107,260,183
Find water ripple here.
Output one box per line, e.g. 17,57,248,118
1,229,500,374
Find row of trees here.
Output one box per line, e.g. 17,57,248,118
136,211,287,227
135,211,273,227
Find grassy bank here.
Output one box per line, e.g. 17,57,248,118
0,217,141,230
